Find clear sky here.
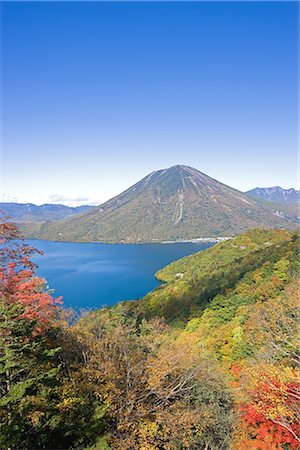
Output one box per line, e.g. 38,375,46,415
1,1,298,206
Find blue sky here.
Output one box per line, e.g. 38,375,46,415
1,1,298,205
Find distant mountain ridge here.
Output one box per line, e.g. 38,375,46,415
246,186,299,203
0,202,93,223
21,165,297,243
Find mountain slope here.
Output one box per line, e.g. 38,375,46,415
22,165,296,242
0,202,93,223
132,228,297,321
246,186,299,203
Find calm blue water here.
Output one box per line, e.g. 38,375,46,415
27,240,214,310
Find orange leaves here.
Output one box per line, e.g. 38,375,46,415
244,279,300,364
72,313,233,449
0,219,63,332
250,366,299,423
0,221,20,243
1,267,62,332
235,403,300,450
233,363,300,449
230,278,300,449
17,277,63,330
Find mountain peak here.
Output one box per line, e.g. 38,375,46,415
246,186,299,203
24,166,297,243
166,164,194,171
161,164,204,175
151,165,212,186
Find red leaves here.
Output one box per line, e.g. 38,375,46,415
231,363,242,378
0,218,63,332
235,368,300,449
17,277,62,329
237,403,300,450
0,220,20,242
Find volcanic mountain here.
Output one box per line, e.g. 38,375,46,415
24,165,295,243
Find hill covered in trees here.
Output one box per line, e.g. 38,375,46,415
0,202,93,223
0,221,299,449
20,166,296,243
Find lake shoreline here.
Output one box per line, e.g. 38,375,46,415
25,236,232,245
28,240,214,309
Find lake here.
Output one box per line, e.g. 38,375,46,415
28,240,214,310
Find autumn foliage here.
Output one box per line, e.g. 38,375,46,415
0,220,62,331
236,403,299,450
0,221,299,449
233,364,300,449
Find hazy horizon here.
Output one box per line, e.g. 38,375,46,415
0,163,299,207
1,1,298,206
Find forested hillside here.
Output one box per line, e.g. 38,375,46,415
0,202,92,222
0,221,299,449
133,228,298,321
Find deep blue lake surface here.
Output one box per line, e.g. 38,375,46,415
28,240,214,310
